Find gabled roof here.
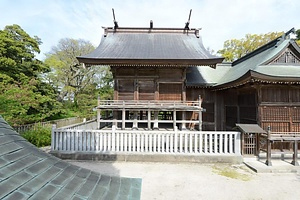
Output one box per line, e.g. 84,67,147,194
77,27,223,67
0,116,142,199
213,29,300,89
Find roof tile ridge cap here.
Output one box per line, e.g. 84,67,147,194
105,27,198,34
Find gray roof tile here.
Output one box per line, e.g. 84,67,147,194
0,142,22,157
0,115,142,199
0,171,33,199
29,184,60,200
75,172,100,198
77,28,223,66
2,149,31,163
3,191,29,200
0,155,42,180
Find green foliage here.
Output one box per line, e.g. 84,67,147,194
218,32,284,62
44,38,96,102
44,38,114,118
0,24,62,125
296,29,300,46
21,125,51,147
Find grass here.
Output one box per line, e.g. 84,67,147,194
212,165,252,181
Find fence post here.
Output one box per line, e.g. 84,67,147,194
174,126,178,153
97,96,101,129
51,124,56,151
234,132,241,155
112,125,116,152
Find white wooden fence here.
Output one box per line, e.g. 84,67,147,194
51,126,241,155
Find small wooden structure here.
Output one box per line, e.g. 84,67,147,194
261,127,300,166
235,124,267,155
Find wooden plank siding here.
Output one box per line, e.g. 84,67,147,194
112,66,186,101
258,86,300,132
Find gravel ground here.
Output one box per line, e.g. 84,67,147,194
68,160,300,200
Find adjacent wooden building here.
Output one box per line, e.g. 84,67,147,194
189,28,300,133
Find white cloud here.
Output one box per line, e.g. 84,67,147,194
0,0,300,60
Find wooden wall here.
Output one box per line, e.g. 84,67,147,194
258,85,300,132
222,87,257,130
186,87,218,130
111,66,186,101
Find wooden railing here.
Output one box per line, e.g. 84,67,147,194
97,100,202,111
51,126,241,155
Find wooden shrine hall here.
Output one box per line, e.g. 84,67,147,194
77,19,223,130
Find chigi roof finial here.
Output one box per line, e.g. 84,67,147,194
112,8,119,29
184,9,192,30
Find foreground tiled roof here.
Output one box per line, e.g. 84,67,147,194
0,116,142,200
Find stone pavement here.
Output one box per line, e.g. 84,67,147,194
244,156,300,173
70,160,300,200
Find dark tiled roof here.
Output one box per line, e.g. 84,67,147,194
77,27,223,66
0,116,142,200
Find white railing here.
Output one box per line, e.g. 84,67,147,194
51,126,241,155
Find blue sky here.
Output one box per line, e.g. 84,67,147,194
1,0,299,60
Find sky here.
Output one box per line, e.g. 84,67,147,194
1,0,299,60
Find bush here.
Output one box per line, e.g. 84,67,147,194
21,125,52,147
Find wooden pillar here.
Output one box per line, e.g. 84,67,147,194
122,108,126,130
256,133,260,157
198,95,203,131
182,111,186,130
97,96,101,129
182,68,187,102
153,111,159,130
173,110,176,131
291,140,299,166
265,126,272,166
147,109,151,130
132,111,138,130
113,111,118,127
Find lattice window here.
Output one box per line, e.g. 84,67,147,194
271,48,300,64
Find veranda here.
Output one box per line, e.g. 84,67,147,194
50,99,242,162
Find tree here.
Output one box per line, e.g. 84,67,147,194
218,32,284,62
0,25,62,125
44,38,114,117
296,29,300,45
45,38,97,103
